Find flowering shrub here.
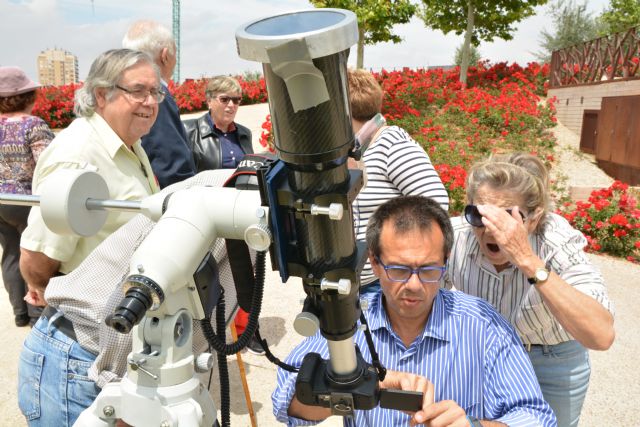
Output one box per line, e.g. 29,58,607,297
258,61,556,216
259,114,275,153
168,79,207,112
557,181,640,263
33,76,269,128
32,83,81,129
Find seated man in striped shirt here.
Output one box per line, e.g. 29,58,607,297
272,196,556,426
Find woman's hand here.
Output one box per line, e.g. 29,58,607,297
477,204,538,272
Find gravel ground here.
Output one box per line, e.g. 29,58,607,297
548,121,614,190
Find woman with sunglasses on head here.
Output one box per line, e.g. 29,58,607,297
184,75,253,172
445,152,614,427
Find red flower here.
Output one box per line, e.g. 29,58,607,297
609,214,628,226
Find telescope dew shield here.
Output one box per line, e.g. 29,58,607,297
236,9,359,273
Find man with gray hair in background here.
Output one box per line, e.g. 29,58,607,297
123,20,197,188
18,48,160,426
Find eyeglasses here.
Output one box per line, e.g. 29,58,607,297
115,85,166,104
375,256,446,284
464,204,526,228
217,95,242,105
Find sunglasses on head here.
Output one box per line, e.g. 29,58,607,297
464,204,526,227
217,95,242,105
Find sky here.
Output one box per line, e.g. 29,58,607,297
1,0,611,82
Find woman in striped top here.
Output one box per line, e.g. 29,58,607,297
348,69,449,291
445,152,615,427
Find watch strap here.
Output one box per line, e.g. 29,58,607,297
467,415,482,427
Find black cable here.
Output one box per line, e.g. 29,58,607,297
254,329,298,373
359,311,386,381
216,291,230,427
201,251,266,355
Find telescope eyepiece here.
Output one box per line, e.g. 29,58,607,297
106,286,154,334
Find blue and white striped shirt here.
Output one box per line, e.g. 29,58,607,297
272,289,556,426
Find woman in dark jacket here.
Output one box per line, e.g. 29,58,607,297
184,76,253,172
184,75,263,354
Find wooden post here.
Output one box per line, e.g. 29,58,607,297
229,322,258,427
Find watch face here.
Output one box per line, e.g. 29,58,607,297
535,268,549,282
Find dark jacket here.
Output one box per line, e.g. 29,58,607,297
183,112,253,172
141,86,197,188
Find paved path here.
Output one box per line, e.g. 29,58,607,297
1,103,639,426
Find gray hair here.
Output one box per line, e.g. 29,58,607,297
205,76,242,99
74,49,159,117
366,196,453,262
122,20,175,59
466,152,550,231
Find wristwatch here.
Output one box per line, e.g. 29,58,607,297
527,267,550,285
467,415,482,427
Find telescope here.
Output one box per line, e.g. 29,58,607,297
2,9,422,426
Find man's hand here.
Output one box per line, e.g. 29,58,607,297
24,285,46,307
19,248,61,303
381,370,469,426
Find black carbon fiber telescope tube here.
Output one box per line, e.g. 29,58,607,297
263,50,360,341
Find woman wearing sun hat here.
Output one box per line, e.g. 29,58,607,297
0,66,54,327
445,151,615,427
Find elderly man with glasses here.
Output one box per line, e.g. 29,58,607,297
273,195,556,426
17,48,161,426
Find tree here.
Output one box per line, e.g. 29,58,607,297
535,0,601,63
454,42,481,66
309,0,416,68
419,0,548,86
598,0,640,35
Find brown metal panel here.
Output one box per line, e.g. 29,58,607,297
595,95,640,183
611,97,632,165
626,96,640,168
579,109,599,154
596,97,616,162
596,160,640,185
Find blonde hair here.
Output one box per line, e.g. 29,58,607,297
347,68,383,121
466,152,550,232
205,76,242,99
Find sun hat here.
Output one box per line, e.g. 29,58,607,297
0,67,40,97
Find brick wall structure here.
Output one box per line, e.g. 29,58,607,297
548,79,640,134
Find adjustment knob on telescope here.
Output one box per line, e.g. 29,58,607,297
310,203,344,220
320,278,351,295
294,311,320,337
244,223,272,252
194,353,214,373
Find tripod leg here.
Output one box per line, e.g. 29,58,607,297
229,322,257,427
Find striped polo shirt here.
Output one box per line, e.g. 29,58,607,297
353,126,449,285
445,214,614,345
272,289,556,426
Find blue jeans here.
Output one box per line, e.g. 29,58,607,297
18,314,99,426
526,340,590,427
